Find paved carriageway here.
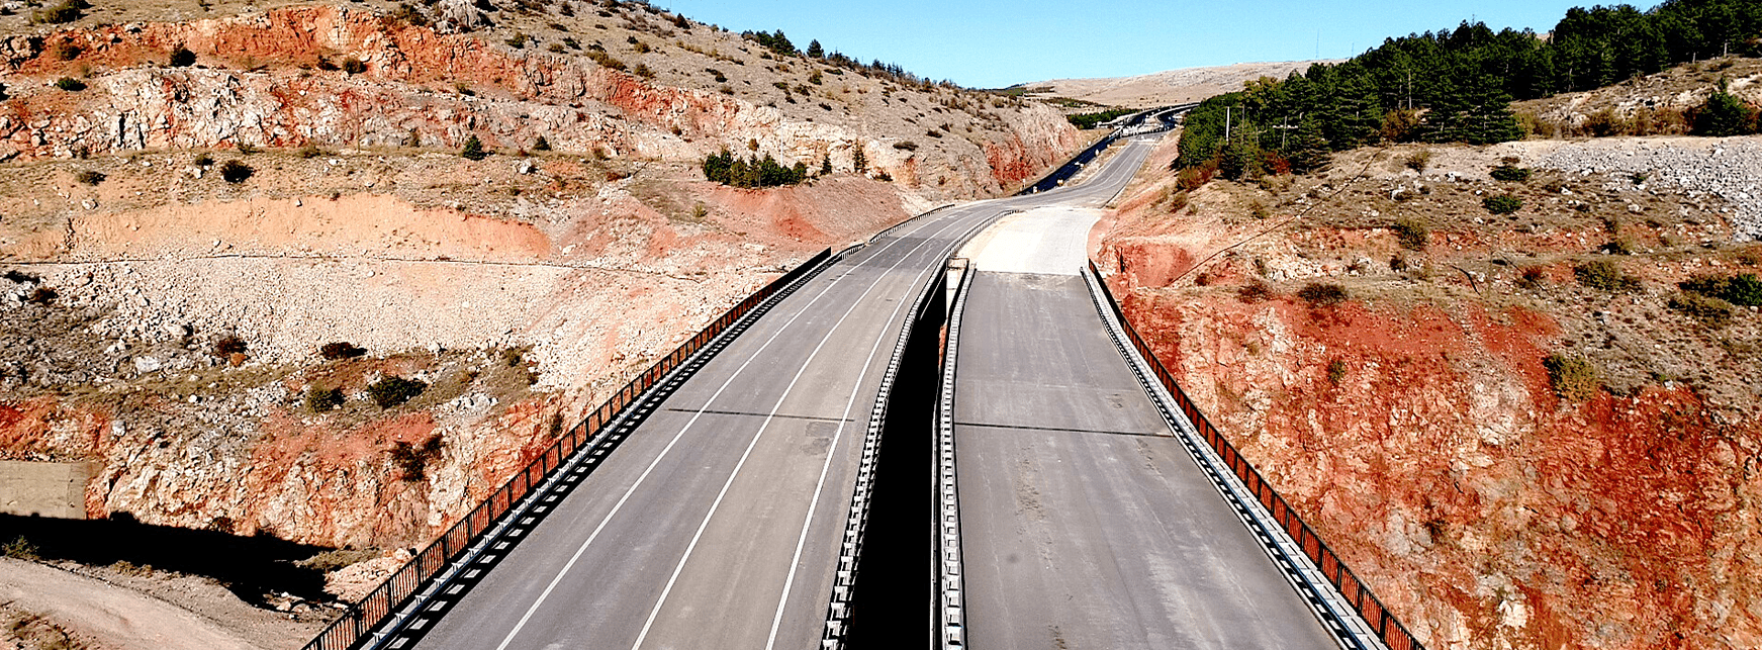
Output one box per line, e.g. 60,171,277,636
410,138,1161,650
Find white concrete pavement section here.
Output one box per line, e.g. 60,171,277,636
958,207,1104,276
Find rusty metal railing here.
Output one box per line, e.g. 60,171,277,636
1086,259,1426,650
302,249,835,650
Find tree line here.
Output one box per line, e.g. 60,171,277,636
740,29,960,92
1178,0,1762,176
701,150,815,188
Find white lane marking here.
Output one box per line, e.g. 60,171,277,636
761,218,955,650
487,259,852,650
629,212,990,650
488,137,1147,650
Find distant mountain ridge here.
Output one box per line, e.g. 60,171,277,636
1018,60,1341,109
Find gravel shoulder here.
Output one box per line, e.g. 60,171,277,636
0,557,323,650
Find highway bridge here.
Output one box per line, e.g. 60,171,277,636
308,117,1426,650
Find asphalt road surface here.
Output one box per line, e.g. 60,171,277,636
952,208,1339,649
412,138,1160,650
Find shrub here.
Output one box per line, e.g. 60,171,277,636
219,160,254,183
633,63,654,79
367,376,427,408
75,170,104,185
1518,267,1547,289
1482,194,1523,215
26,287,57,305
460,135,487,161
341,58,366,75
1692,79,1759,137
319,342,367,360
214,335,247,356
1489,164,1532,182
892,141,919,151
51,40,82,61
306,386,346,413
1668,292,1735,328
586,50,627,71
1403,149,1432,172
1297,283,1348,307
193,153,214,167
1237,281,1272,303
1542,353,1601,402
505,33,528,49
1681,273,1762,307
532,135,551,151
2,535,39,560
1392,218,1429,251
296,143,323,159
389,435,444,481
1326,359,1347,385
1574,259,1639,292
55,77,87,91
169,45,196,67
30,0,83,24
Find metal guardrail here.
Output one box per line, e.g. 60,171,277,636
1083,260,1427,650
935,259,975,650
1018,104,1194,195
302,248,837,650
819,258,950,649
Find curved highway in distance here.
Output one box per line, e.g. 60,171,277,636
409,137,1160,650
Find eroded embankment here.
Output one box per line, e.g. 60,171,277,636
1100,134,1762,650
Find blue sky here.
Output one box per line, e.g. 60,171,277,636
656,0,1603,88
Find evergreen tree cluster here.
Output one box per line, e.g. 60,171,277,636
702,150,811,188
738,29,958,92
1177,0,1762,173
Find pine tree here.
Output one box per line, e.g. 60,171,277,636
807,40,824,59
851,146,867,173
460,135,487,161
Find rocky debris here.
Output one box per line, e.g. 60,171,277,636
1537,138,1762,241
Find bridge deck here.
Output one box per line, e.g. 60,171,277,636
952,207,1338,649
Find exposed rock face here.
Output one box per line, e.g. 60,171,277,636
0,5,1079,198
1100,135,1762,649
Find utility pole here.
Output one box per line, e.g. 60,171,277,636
1225,107,1232,141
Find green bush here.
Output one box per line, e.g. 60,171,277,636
1404,149,1432,172
1692,79,1759,137
368,376,426,408
305,386,346,413
1542,353,1600,402
2,535,39,560
1326,359,1348,385
219,160,254,183
75,170,104,185
193,153,214,167
1668,292,1734,328
55,77,87,92
1393,218,1429,251
1574,259,1639,292
460,135,487,161
1489,164,1532,182
701,150,809,188
1681,273,1762,307
1297,283,1349,307
1482,194,1523,214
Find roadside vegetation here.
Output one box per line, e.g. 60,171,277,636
1176,1,1762,176
1068,108,1137,130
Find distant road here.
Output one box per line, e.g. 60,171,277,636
410,138,1160,650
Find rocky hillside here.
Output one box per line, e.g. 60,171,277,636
0,1,1078,197
0,0,1083,634
1517,56,1762,136
1100,134,1762,649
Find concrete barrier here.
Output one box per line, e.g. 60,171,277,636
0,461,93,519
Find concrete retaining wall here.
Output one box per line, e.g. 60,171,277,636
0,461,93,519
